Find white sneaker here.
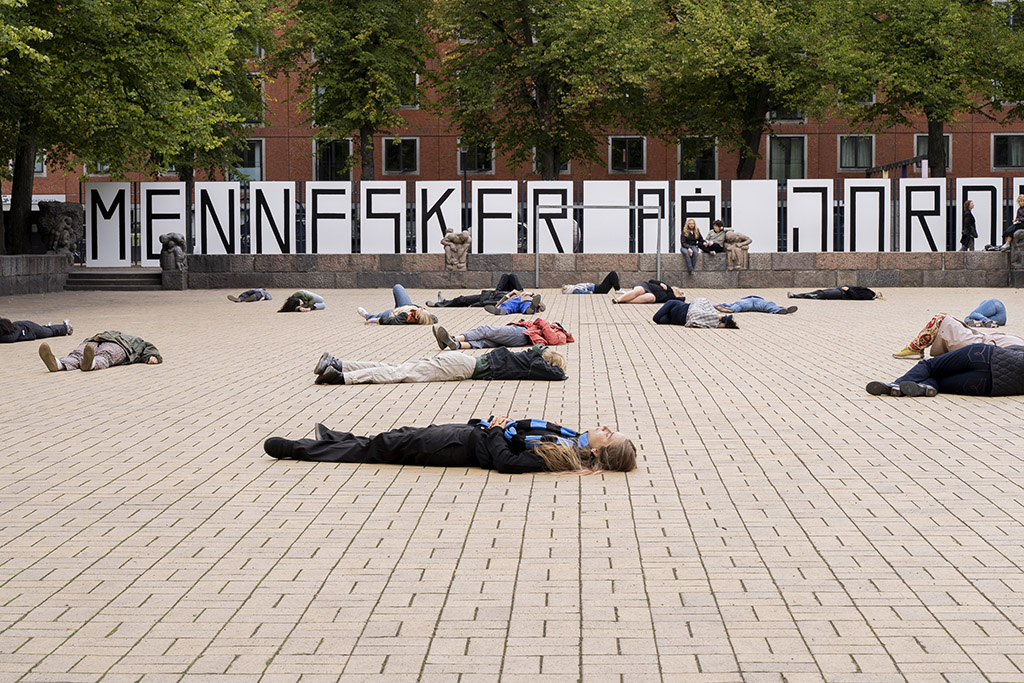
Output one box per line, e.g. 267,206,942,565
1000,242,1011,252
357,306,369,318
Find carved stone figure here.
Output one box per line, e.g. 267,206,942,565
441,227,472,271
37,201,85,261
1012,230,1024,270
724,230,752,271
159,232,188,271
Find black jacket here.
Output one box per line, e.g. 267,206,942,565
989,345,1024,396
646,280,681,303
962,210,978,243
486,346,566,381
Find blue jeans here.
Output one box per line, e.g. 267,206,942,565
894,344,993,396
965,299,1006,325
726,295,784,314
372,284,414,319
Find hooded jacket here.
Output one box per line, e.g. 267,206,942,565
508,319,575,346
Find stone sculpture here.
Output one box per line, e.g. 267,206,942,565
159,232,188,271
725,230,752,271
441,226,472,271
37,201,85,261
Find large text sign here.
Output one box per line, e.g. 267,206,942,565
731,180,777,253
842,179,891,251
581,181,630,253
140,182,185,267
634,182,670,254
85,182,131,267
305,181,352,254
675,181,721,253
786,179,833,252
472,181,518,253
899,178,946,252
251,182,296,255
525,181,574,253
360,181,407,254
956,178,1002,248
195,182,241,255
415,181,461,254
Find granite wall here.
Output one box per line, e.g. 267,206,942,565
0,255,71,296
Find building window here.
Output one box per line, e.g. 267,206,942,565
768,106,806,123
383,138,418,174
396,73,419,109
245,72,265,126
678,137,716,179
34,153,46,176
235,139,264,181
609,136,645,173
993,134,1024,169
315,139,352,180
532,149,570,175
85,161,110,176
768,136,805,181
458,140,494,174
838,135,873,170
914,134,951,172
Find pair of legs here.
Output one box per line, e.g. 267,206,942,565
436,324,530,350
1001,225,1021,250
615,283,659,304
868,344,994,397
40,340,128,371
229,289,270,302
965,299,1006,326
315,351,476,384
788,288,847,300
700,243,725,254
682,247,698,275
0,320,70,343
362,284,414,320
960,236,975,251
562,271,622,295
896,313,1024,359
265,423,479,466
718,296,795,315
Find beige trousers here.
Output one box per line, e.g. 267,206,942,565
931,316,1024,356
341,352,477,384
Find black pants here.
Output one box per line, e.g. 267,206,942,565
593,271,620,294
894,344,993,396
0,321,69,343
496,273,524,291
700,243,725,254
278,424,481,466
434,290,506,308
789,288,844,300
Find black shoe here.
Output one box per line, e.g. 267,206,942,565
314,351,335,375
264,437,297,459
898,380,937,397
315,366,344,385
484,304,507,315
315,423,331,440
866,381,900,396
425,300,437,307
434,325,458,350
777,306,798,314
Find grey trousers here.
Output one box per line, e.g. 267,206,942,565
340,352,477,384
462,325,531,349
61,341,128,370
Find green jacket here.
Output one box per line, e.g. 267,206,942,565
88,331,162,364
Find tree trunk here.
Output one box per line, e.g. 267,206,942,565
926,116,946,178
0,191,6,255
359,127,375,181
8,133,38,255
735,85,771,180
538,147,561,181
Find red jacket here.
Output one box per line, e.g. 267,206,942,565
509,319,574,346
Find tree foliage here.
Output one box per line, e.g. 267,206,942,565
0,0,49,75
277,0,434,180
430,0,661,180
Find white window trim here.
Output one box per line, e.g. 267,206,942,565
233,138,265,182
34,153,46,178
767,109,807,124
676,136,718,180
313,138,353,181
914,133,951,173
836,134,875,172
766,134,808,181
84,161,111,176
382,136,420,175
396,73,420,111
457,138,496,175
244,72,266,128
608,135,647,174
991,133,1024,171
531,148,571,175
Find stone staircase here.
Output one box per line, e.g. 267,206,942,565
64,269,163,291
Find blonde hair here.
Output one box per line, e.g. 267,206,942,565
683,218,699,237
541,349,566,369
409,309,437,325
531,438,637,473
1017,194,1024,207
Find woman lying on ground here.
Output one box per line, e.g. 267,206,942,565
312,345,567,385
562,271,623,295
1,317,71,343
38,331,161,372
427,273,526,307
892,311,1023,360
358,284,438,325
964,298,1006,327
714,295,797,315
653,298,738,328
228,288,272,303
786,286,882,300
264,416,637,474
433,319,573,351
613,280,685,304
866,343,1024,398
278,290,324,312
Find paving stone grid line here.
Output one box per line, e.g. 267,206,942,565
2,286,1024,682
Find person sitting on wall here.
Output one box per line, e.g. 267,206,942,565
311,345,567,385
1000,194,1024,251
700,220,728,254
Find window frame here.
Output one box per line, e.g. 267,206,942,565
457,139,495,175
395,73,420,110
234,138,265,181
992,133,1024,170
608,135,647,174
914,133,951,173
837,134,874,172
314,138,353,181
84,161,111,176
767,134,807,182
677,136,717,180
382,137,419,175
531,148,571,175
33,153,46,177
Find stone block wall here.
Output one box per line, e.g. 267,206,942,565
0,255,71,296
184,250,1015,290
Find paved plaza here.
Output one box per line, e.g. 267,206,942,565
3,284,1024,682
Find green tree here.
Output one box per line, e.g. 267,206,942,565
0,0,269,253
831,0,1024,178
430,0,660,180
277,0,434,181
652,0,844,179
0,0,48,74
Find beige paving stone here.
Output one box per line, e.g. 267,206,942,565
3,287,1024,680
